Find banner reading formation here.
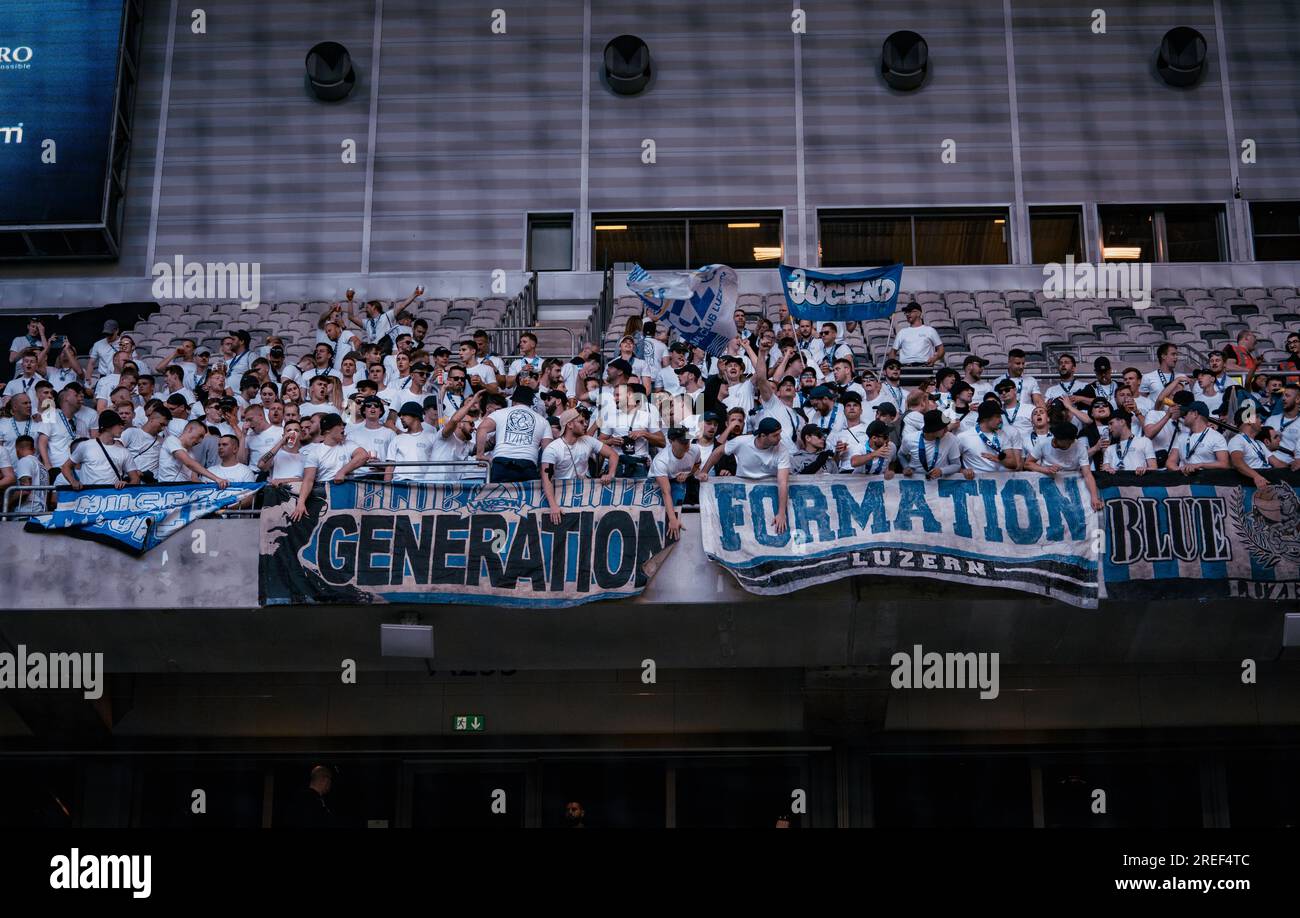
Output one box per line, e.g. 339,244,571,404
259,479,669,607
1100,471,1300,601
700,474,1101,608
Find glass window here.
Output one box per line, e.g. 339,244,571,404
818,210,1010,267
526,214,573,271
593,218,686,270
819,214,912,267
915,214,1009,266
1164,204,1226,262
1030,208,1084,263
688,218,782,268
1099,205,1156,262
1250,201,1300,261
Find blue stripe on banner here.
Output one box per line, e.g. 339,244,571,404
1099,485,1129,584
710,539,1096,574
1190,483,1228,581
1144,484,1182,581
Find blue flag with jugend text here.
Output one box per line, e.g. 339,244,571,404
777,263,904,321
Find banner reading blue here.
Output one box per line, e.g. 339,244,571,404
25,482,264,554
777,264,904,322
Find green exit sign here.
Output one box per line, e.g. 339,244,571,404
453,714,486,732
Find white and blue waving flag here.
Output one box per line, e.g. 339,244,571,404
778,263,904,321
627,263,739,357
25,482,264,554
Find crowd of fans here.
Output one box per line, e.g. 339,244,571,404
2,293,1298,536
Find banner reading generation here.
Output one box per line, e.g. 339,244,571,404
700,475,1101,608
259,479,668,607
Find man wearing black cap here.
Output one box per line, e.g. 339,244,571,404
962,355,993,402
1226,404,1288,486
829,391,870,471
898,409,961,479
1080,356,1117,406
1024,423,1103,510
61,410,141,488
346,395,396,462
1166,401,1229,473
805,386,846,437
476,385,552,482
790,424,837,475
849,420,896,476
995,377,1035,440
957,400,1021,473
384,401,429,482
699,416,791,534
889,302,945,369
404,361,435,399
650,427,703,538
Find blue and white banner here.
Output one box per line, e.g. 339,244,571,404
1099,470,1300,601
700,474,1100,608
627,263,739,357
260,479,670,608
777,264,904,321
25,483,264,554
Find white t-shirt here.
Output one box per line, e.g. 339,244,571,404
508,356,544,380
1042,379,1087,403
119,427,166,475
649,443,700,480
465,363,497,391
1139,369,1182,400
270,448,307,482
43,366,80,391
359,308,398,343
893,325,943,364
898,431,962,475
1104,435,1156,471
302,442,359,481
207,462,257,483
723,434,791,479
722,378,757,416
1142,409,1183,453
9,335,41,358
387,431,432,481
875,381,908,413
487,405,548,462
345,423,395,460
1264,413,1300,457
807,404,847,437
655,365,684,395
88,337,119,377
70,437,137,486
299,401,341,419
994,374,1040,407
157,435,195,483
757,396,806,446
0,416,48,453
829,423,870,471
541,435,604,480
12,453,48,513
596,402,660,458
44,411,87,468
423,428,475,482
1000,402,1036,438
1029,437,1089,471
1171,427,1229,465
245,425,283,467
4,373,45,399
957,427,1010,473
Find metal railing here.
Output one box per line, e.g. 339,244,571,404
587,265,615,355
502,271,539,331
0,484,61,521
477,325,578,364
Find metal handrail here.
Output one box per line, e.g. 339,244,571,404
476,325,577,364
587,265,615,354
0,484,61,520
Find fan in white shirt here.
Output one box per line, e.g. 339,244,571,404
699,418,792,535
1226,407,1287,486
61,411,141,488
888,304,944,365
897,411,963,479
994,350,1043,408
956,402,1023,473
1024,423,1103,510
421,392,481,483
345,397,396,460
1100,412,1157,474
158,420,231,486
540,408,619,520
1167,402,1229,472
649,427,702,540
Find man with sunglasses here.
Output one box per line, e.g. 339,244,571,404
810,322,854,377
439,366,471,424
405,361,435,399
